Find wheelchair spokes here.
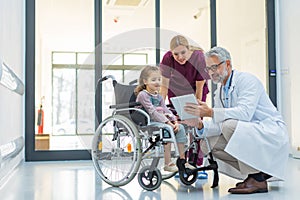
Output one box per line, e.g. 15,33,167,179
92,115,142,187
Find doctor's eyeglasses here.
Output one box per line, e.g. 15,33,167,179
205,61,225,73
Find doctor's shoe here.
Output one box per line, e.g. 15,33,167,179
228,177,268,194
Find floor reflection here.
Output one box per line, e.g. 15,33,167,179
0,157,299,200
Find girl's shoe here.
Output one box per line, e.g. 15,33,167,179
163,163,178,172
184,162,196,170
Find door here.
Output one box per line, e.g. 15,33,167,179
25,0,95,160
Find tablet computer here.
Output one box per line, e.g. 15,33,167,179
170,94,198,120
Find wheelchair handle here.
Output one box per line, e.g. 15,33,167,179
96,75,117,123
129,79,138,85
98,75,117,86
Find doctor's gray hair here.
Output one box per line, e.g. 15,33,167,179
205,47,232,68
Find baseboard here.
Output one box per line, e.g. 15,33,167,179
292,146,300,159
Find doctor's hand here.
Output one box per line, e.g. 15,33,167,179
184,100,213,118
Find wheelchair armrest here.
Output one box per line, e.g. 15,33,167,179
112,107,151,125
109,102,141,109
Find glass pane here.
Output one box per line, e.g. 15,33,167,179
52,52,76,65
160,0,211,106
124,53,147,65
217,0,267,88
102,0,156,120
161,0,211,51
52,69,76,135
77,69,94,134
35,0,94,151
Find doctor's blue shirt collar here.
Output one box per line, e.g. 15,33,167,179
223,70,234,94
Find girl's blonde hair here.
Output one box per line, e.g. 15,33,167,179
134,65,160,95
170,35,203,52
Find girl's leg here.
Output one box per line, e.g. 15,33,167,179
164,143,171,165
163,143,178,172
175,124,196,170
177,142,185,159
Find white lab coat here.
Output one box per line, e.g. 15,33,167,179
203,70,290,180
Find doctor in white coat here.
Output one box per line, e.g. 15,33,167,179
183,46,290,194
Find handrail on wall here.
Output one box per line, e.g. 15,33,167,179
0,58,24,95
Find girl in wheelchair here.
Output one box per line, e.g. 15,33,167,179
134,65,195,172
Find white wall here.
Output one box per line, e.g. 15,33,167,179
277,0,300,157
0,0,25,184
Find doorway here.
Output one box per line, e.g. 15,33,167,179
25,0,274,161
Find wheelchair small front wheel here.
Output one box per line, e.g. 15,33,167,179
140,158,176,180
179,169,198,185
138,166,162,191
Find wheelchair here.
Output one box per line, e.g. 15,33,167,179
92,75,219,191
92,75,180,191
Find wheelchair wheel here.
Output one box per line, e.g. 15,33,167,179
179,169,198,185
138,165,162,191
140,158,176,180
92,114,142,187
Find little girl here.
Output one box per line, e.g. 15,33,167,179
135,65,194,172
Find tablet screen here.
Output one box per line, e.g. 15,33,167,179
170,94,198,120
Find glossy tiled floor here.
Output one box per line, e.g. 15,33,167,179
0,156,299,200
